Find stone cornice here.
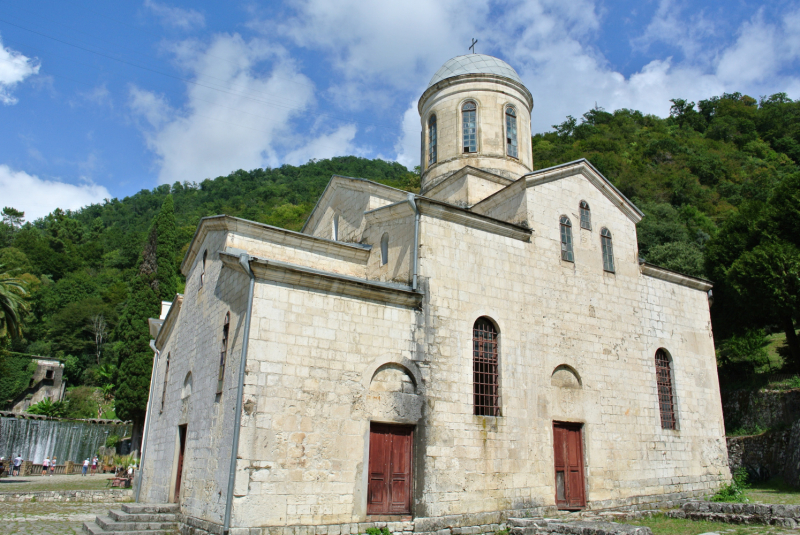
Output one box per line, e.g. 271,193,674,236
640,262,713,292
219,252,422,308
154,293,183,351
523,160,644,224
364,200,415,224
418,73,534,113
181,215,371,276
415,198,532,242
423,165,515,198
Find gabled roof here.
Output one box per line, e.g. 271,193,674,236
521,159,644,223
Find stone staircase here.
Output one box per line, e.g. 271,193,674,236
82,503,179,535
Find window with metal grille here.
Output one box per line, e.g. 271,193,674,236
655,349,676,429
160,353,170,413
601,228,615,272
462,101,477,153
505,106,518,158
428,114,437,165
560,216,574,262
473,317,499,416
218,313,230,394
200,250,207,288
579,201,591,230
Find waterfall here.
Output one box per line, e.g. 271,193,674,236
0,417,132,464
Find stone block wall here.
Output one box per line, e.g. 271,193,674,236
721,388,800,432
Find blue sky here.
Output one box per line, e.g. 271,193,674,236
1,0,799,219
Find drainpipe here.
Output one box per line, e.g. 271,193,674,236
407,193,420,291
136,340,160,502
223,253,256,534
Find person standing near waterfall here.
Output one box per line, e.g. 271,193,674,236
12,455,22,476
82,458,89,476
50,457,56,476
42,457,49,476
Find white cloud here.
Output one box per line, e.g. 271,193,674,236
144,0,205,30
130,33,323,183
0,165,110,220
632,0,716,60
394,101,421,170
0,34,39,105
284,124,358,166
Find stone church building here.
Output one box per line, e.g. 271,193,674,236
140,54,729,534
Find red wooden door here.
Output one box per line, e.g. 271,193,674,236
553,422,585,509
174,424,187,503
368,423,413,515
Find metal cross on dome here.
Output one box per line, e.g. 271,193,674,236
469,38,478,54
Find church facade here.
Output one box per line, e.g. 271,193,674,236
139,55,730,534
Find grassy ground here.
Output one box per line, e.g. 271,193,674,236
745,478,800,505
0,474,115,492
628,514,796,534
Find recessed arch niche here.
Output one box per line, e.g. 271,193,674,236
551,365,582,389
362,356,423,424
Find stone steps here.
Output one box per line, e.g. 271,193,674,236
82,503,179,535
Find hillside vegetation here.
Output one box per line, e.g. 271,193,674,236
1,92,799,414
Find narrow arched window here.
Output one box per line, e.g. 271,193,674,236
160,352,171,413
462,101,477,153
428,114,437,165
182,372,192,400
332,214,339,241
655,349,676,429
217,313,230,394
560,216,574,262
473,317,499,416
601,228,615,272
380,233,389,266
200,250,207,288
579,201,591,230
505,106,518,158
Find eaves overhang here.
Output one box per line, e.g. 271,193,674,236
181,214,371,277
640,262,713,292
219,252,422,308
416,197,532,242
154,293,184,351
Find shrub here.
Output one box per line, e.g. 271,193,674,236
105,434,121,448
711,467,750,502
364,528,390,535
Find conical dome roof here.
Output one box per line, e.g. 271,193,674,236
428,54,522,88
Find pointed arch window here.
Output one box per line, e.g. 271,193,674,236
160,352,171,413
217,312,230,394
428,114,437,165
332,214,339,241
462,101,477,153
655,349,677,429
380,233,389,266
560,216,574,262
505,106,518,158
579,201,591,230
200,250,207,288
601,228,615,272
473,317,499,416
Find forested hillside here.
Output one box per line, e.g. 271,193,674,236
1,92,799,419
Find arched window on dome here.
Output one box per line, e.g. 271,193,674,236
579,201,591,230
601,228,615,272
462,101,477,153
560,216,574,262
505,106,518,158
428,114,437,165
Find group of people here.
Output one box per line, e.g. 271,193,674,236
81,456,99,476
0,454,100,476
0,455,24,476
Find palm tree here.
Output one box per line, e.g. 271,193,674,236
0,265,29,340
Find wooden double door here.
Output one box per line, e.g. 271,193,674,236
367,423,413,515
552,422,586,509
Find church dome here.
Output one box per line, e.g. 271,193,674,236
427,54,522,88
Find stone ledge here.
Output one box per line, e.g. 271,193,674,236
666,501,800,528
0,488,133,503
509,518,651,535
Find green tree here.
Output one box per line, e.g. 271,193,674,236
0,265,29,341
26,397,69,417
113,224,160,450
645,241,706,278
155,195,178,301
